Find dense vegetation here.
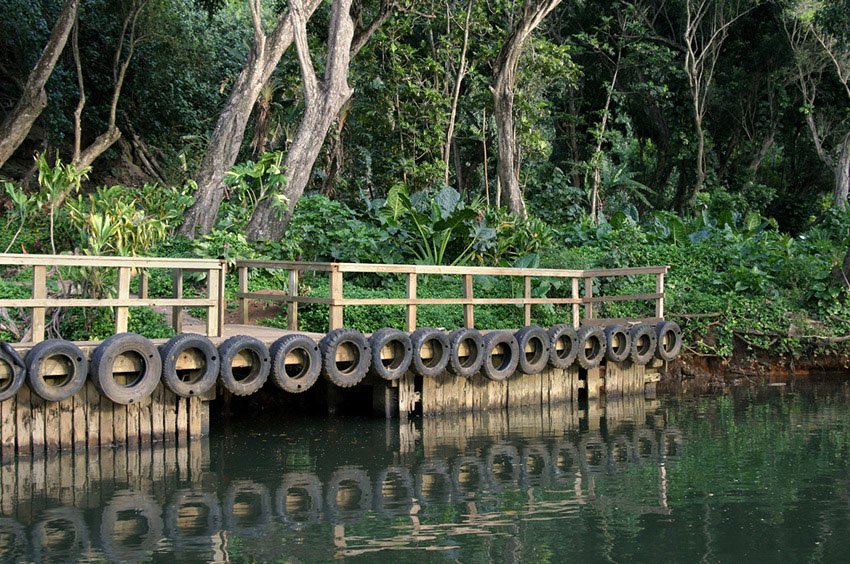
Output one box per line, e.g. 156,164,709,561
0,0,849,364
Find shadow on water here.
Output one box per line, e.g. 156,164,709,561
2,385,850,561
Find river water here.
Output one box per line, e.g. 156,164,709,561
1,385,849,562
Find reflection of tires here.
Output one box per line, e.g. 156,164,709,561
325,466,373,523
219,336,270,396
486,444,520,490
0,517,27,561
270,334,321,393
91,333,162,404
514,326,550,374
451,456,485,499
415,460,451,504
32,506,90,562
655,321,682,361
608,435,634,473
634,428,659,463
481,332,519,381
373,466,414,516
26,339,88,402
576,327,606,369
548,325,578,369
628,324,657,365
320,329,370,388
603,325,630,363
368,328,412,381
551,440,582,485
100,491,163,563
0,342,26,402
410,328,450,378
160,333,220,397
222,481,273,536
447,328,484,377
579,435,609,474
661,429,684,459
276,472,323,529
165,489,222,549
520,443,552,487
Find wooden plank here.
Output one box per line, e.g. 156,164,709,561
31,265,46,343
239,266,250,325
571,278,580,328
151,384,165,443
217,263,226,337
30,390,46,458
463,274,474,328
114,266,131,333
86,381,100,450
0,297,216,308
0,397,15,462
15,457,31,522
584,277,594,320
58,395,74,452
138,392,152,447
1,456,14,515
206,267,220,337
59,448,74,505
288,269,299,330
126,399,139,448
140,270,149,299
524,276,532,327
127,439,141,490
176,397,189,448
406,273,417,331
172,268,184,334
72,389,87,452
0,253,222,269
72,450,87,506
99,393,114,448
188,397,202,440
113,402,127,447
164,387,178,443
328,268,344,331
655,272,665,318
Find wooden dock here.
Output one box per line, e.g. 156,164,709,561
0,255,675,458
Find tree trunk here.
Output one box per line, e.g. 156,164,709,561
245,0,355,241
0,0,79,169
179,0,323,238
833,131,850,209
492,0,562,218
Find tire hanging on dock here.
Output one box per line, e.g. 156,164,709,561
447,327,485,377
25,339,88,402
270,334,321,393
91,333,162,405
410,328,450,378
481,331,520,381
320,328,370,388
655,321,682,361
368,328,412,381
603,325,631,363
0,342,27,402
159,333,220,397
547,325,579,369
628,323,657,365
514,325,550,374
218,335,271,396
576,326,606,369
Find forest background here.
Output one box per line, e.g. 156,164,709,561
0,0,848,369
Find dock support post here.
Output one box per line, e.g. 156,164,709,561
406,273,417,331
571,277,580,328
115,266,131,333
31,265,46,342
655,271,665,318
523,276,532,326
288,268,299,330
239,265,249,325
206,265,222,337
172,268,183,334
463,274,474,328
329,266,343,331
584,276,594,321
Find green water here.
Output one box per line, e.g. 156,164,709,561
2,386,850,562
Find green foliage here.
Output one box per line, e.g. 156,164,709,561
60,306,174,342
219,151,287,229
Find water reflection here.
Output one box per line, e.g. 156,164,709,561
2,389,850,561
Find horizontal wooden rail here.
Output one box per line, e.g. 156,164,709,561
0,254,227,343
236,260,668,332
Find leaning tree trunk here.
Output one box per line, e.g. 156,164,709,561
492,0,562,218
833,131,850,210
179,0,322,238
245,0,355,241
0,0,79,169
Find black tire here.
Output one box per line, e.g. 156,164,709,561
320,328,370,388
447,328,484,377
628,323,657,365
481,331,519,381
325,466,373,523
270,334,321,393
368,328,412,381
655,321,683,361
576,326,606,369
410,328,450,378
100,491,163,563
159,333,219,397
0,342,26,402
218,335,270,396
514,325,550,374
547,325,579,369
91,333,161,405
25,339,88,402
603,324,631,363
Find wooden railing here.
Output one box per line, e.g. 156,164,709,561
235,261,668,332
0,254,227,342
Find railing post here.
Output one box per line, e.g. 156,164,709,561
463,274,474,328
655,271,665,319
571,277,580,328
329,265,343,331
239,265,249,325
115,267,131,333
205,265,221,337
523,276,532,327
584,276,594,321
31,265,46,343
406,272,417,332
218,261,226,336
172,268,184,334
140,271,149,299
287,268,299,331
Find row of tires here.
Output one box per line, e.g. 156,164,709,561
0,321,681,405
